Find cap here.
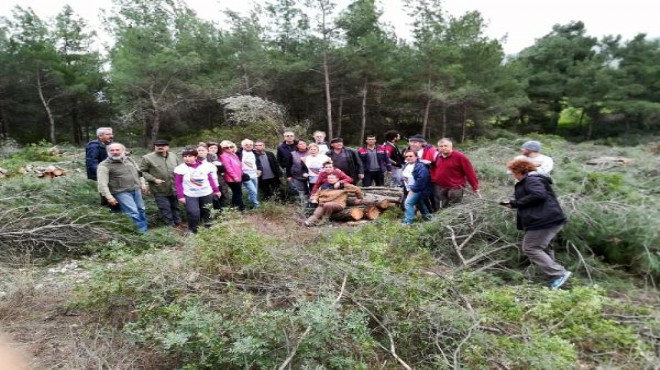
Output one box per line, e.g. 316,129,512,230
521,140,541,152
154,139,170,146
330,137,343,144
408,134,425,143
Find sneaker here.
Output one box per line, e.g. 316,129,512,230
550,271,572,290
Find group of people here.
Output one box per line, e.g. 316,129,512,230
86,127,571,288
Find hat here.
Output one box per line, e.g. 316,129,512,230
408,134,426,143
330,137,343,144
521,140,541,152
153,139,169,146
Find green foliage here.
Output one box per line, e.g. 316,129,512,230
9,141,61,162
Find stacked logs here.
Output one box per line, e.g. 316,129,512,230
35,165,67,179
329,186,403,222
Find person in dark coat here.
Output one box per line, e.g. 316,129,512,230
501,158,572,289
254,141,283,200
401,149,432,225
86,127,113,181
326,137,363,185
276,130,297,169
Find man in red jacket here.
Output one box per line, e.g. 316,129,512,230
430,138,480,209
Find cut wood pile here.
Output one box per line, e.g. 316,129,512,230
329,186,403,222
31,165,68,179
585,156,632,166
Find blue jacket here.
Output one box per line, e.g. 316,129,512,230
85,140,108,181
407,161,432,196
510,173,566,231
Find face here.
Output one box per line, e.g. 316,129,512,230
297,141,307,151
99,130,113,144
309,146,319,155
327,174,339,184
331,141,343,150
283,132,295,142
520,148,531,156
511,171,523,181
366,137,376,146
254,143,265,153
314,133,325,142
223,145,234,153
437,141,453,155
404,152,417,164
108,144,124,159
323,164,334,173
242,142,253,151
208,145,219,154
183,154,197,164
154,144,169,154
409,140,423,151
197,146,208,158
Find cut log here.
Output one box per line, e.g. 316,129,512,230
52,169,64,176
375,199,390,210
362,205,381,220
45,165,57,173
330,207,364,221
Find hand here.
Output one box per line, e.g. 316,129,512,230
310,198,318,204
475,190,482,199
154,179,164,184
499,200,511,208
354,199,363,204
333,182,341,189
287,177,293,182
303,173,309,178
141,185,148,193
214,191,221,198
386,171,392,176
358,174,364,180
178,198,186,204
256,170,262,177
107,198,118,206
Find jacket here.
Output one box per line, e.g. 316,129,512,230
406,161,432,196
510,173,566,231
276,141,297,168
311,183,363,208
139,151,180,196
255,151,282,179
326,148,363,181
357,145,392,172
97,156,144,199
382,141,404,168
286,151,309,179
85,140,108,181
219,152,243,183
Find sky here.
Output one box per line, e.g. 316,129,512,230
0,0,658,55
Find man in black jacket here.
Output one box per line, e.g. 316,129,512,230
254,141,282,200
326,137,363,185
86,127,120,211
276,130,297,169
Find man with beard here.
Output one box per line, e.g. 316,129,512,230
98,143,148,233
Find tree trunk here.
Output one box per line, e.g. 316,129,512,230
336,89,343,138
359,77,368,144
148,85,161,148
461,102,468,143
71,104,82,146
422,77,432,138
323,50,333,139
36,70,56,144
330,207,364,221
441,101,447,137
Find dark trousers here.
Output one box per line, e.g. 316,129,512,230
227,181,245,211
433,185,464,209
184,194,212,233
362,171,384,187
154,195,182,226
259,177,281,200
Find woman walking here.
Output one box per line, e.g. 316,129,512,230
501,158,571,289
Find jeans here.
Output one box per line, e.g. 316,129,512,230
403,191,430,224
243,177,259,207
184,194,213,233
154,195,182,226
114,188,148,233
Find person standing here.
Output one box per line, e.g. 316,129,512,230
501,158,571,289
327,137,363,185
303,143,331,188
515,140,554,176
430,138,480,209
207,141,229,209
276,130,297,169
357,134,391,187
312,130,330,153
254,141,282,200
406,134,438,211
383,130,404,187
401,149,432,225
237,139,261,208
97,143,148,233
219,140,246,211
174,148,221,234
86,127,120,211
286,139,311,204
139,140,183,228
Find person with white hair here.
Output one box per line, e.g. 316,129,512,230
515,140,554,176
312,130,329,153
86,127,113,181
237,138,261,208
97,143,148,233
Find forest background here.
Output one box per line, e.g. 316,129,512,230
1,0,659,148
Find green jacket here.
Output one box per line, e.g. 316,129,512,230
97,156,144,199
139,151,180,196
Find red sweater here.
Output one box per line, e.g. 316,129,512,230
430,150,479,191
310,169,353,195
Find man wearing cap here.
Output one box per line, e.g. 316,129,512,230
327,137,363,185
515,140,554,176
407,134,438,165
139,140,183,227
430,138,480,209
